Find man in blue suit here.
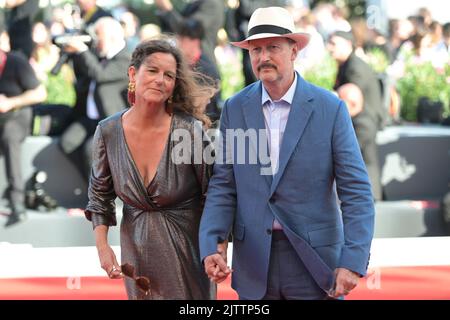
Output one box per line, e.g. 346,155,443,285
199,7,375,300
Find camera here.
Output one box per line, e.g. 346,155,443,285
25,171,58,211
50,31,93,75
53,33,92,47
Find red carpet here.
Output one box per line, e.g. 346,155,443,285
0,266,449,300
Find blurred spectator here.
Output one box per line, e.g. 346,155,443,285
438,22,450,54
417,7,433,28
29,22,75,136
0,30,47,227
428,21,443,48
58,17,130,181
5,0,39,59
387,18,414,62
338,83,364,117
177,19,221,123
139,23,161,41
350,18,369,61
154,0,224,66
76,0,112,31
30,22,63,82
428,21,449,59
396,26,448,70
294,12,326,74
328,31,384,201
313,2,351,40
119,11,140,52
407,15,426,34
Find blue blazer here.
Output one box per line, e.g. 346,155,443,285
199,74,375,300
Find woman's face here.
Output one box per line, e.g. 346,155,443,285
128,52,177,107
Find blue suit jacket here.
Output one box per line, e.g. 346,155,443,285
199,74,375,300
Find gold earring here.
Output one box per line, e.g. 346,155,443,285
167,96,173,104
128,82,135,92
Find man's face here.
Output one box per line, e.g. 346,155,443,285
128,53,177,107
95,24,108,57
177,36,201,65
248,37,298,85
327,35,352,63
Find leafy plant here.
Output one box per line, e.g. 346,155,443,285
303,53,338,91
218,48,245,101
366,47,389,74
397,60,450,122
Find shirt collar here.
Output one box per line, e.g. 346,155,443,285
261,72,297,106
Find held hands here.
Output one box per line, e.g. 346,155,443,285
328,268,360,298
97,244,123,279
204,241,232,283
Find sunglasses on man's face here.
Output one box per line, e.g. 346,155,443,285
121,263,150,295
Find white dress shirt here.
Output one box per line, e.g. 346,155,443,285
261,72,297,230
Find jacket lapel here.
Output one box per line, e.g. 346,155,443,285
270,76,314,195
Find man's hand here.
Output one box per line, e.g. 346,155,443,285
217,240,228,262
204,243,232,284
330,268,360,298
62,39,89,54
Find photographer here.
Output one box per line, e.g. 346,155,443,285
58,16,130,181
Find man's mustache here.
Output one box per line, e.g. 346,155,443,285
258,63,277,72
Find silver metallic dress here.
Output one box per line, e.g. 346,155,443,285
85,110,215,300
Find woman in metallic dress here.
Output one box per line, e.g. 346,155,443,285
85,38,218,299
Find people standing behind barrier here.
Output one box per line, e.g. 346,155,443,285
154,0,224,67
0,33,47,227
328,31,384,201
177,19,221,124
85,38,217,299
58,17,130,181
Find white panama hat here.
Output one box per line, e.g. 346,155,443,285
231,6,310,50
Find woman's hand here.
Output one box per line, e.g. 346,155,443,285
97,243,123,279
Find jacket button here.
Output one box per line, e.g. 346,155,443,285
266,229,272,235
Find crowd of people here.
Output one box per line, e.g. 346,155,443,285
0,0,448,300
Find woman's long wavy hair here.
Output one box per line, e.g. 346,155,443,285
129,37,216,128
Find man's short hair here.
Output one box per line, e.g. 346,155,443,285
332,30,355,46
177,19,205,40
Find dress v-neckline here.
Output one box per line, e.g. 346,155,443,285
120,110,174,190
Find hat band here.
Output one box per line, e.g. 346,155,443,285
248,24,292,37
